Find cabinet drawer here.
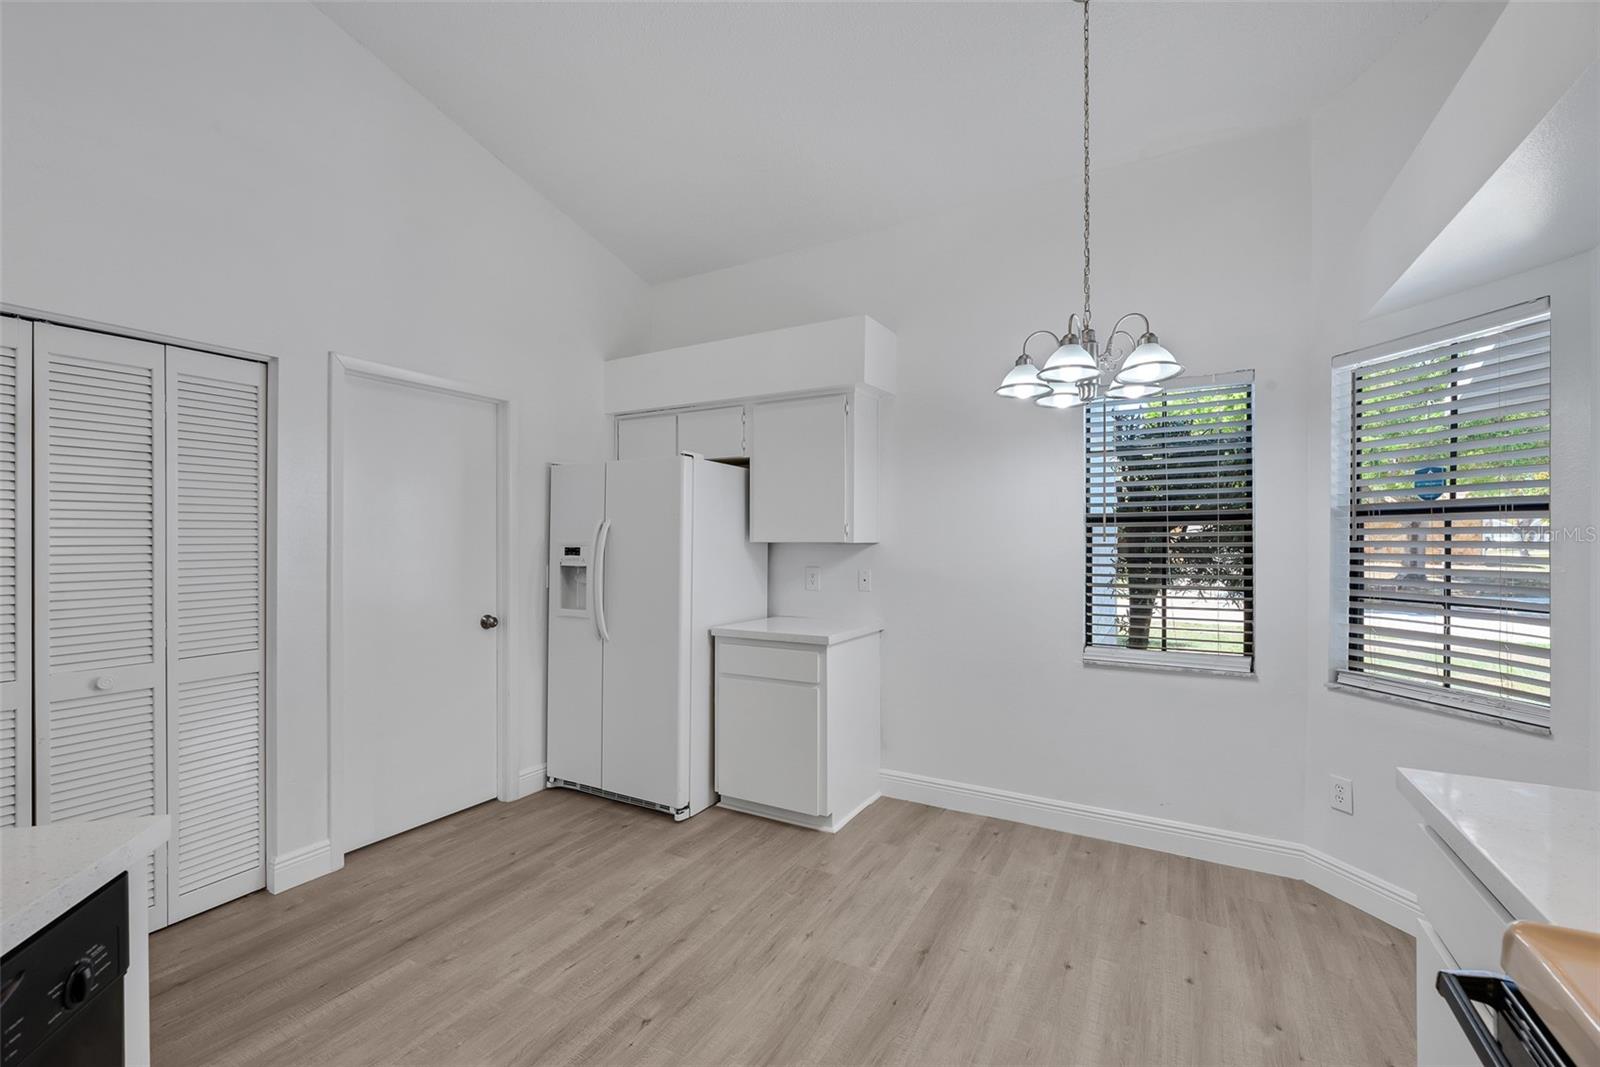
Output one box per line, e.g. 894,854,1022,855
715,676,824,816
1419,826,1513,971
717,641,820,684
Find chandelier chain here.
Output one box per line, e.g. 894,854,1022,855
1081,0,1091,329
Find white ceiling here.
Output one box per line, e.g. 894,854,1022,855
321,1,1440,282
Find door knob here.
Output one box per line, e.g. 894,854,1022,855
93,676,115,691
480,614,499,630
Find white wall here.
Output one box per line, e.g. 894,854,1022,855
1300,249,1597,892
646,125,1317,845
1,2,644,872
1302,2,1599,888
640,7,1599,900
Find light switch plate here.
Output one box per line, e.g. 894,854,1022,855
857,569,872,592
804,565,822,592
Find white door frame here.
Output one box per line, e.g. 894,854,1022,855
327,353,517,866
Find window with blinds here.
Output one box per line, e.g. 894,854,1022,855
1331,298,1551,729
1084,373,1254,673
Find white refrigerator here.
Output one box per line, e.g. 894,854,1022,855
546,455,767,819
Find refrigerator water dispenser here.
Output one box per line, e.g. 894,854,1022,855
558,546,588,614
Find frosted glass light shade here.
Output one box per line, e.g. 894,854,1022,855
1039,342,1098,384
1035,387,1084,409
995,357,1051,399
1105,380,1161,400
1115,340,1182,384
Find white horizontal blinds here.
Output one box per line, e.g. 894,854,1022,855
0,317,31,827
1336,300,1552,724
1085,376,1254,663
34,324,168,924
166,348,267,921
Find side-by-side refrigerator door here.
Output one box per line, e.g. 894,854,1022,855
546,462,606,789
601,456,692,811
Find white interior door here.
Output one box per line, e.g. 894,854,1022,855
339,372,499,852
165,348,267,921
600,457,689,810
34,324,168,929
0,318,32,828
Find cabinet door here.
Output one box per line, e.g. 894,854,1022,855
0,318,31,828
750,394,849,542
676,405,745,460
1416,919,1481,1067
165,348,267,922
34,324,168,929
715,673,824,815
616,413,677,460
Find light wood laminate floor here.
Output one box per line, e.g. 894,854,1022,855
151,791,1414,1066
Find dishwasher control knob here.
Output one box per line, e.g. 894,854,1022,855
61,961,93,1009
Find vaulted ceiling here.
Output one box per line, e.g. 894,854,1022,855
321,1,1440,282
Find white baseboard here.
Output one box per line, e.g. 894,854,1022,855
267,839,339,894
1300,842,1419,933
881,769,1418,933
513,764,548,801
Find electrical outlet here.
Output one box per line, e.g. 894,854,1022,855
804,565,822,592
857,569,872,592
1329,775,1354,815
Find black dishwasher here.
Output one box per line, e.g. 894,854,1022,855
0,873,129,1067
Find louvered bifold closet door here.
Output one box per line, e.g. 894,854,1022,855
0,318,33,828
165,347,266,921
34,325,168,928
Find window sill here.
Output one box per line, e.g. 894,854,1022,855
1082,647,1255,678
1327,675,1551,736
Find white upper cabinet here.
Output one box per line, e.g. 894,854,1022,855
751,391,878,544
606,316,893,544
675,405,746,460
615,412,677,460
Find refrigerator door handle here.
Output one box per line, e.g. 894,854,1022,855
593,517,612,643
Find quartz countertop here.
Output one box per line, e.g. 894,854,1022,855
1,816,170,953
1397,768,1599,931
711,616,883,646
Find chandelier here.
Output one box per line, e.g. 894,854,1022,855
995,0,1183,407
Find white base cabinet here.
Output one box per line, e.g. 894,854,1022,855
712,618,881,833
1413,825,1515,1066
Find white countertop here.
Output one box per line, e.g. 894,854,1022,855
1,816,170,953
712,616,883,646
1398,768,1599,931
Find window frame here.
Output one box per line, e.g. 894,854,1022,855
1328,297,1553,733
1081,370,1257,677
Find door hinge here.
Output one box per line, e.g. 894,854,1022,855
844,522,851,537
844,397,851,416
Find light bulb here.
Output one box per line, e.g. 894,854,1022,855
1035,387,1084,409
1105,381,1161,400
